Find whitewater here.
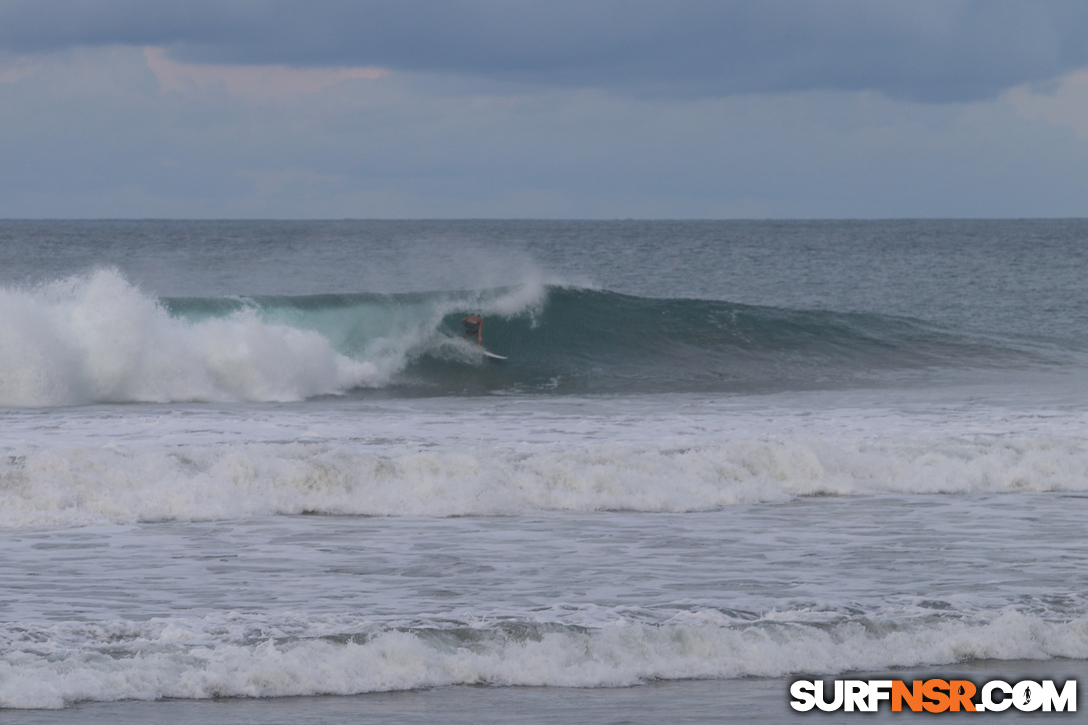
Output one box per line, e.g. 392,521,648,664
1,219,1086,723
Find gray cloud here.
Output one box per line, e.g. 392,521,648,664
2,1,1088,102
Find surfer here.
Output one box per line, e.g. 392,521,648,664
462,314,483,345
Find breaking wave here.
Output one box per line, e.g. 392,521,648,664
3,434,1088,528
0,269,1061,407
3,610,1086,709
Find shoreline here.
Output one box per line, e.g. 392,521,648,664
7,659,1083,725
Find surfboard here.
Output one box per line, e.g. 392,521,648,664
447,333,506,360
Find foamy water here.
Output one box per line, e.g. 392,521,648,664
2,496,1087,709
3,393,1088,528
4,392,1087,709
2,220,1087,717
0,269,550,406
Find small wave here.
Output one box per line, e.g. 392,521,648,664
3,434,1088,529
2,610,1085,708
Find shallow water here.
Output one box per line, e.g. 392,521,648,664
2,494,1086,710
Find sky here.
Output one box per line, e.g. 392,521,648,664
1,0,1088,219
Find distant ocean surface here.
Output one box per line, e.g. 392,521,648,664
1,220,1086,723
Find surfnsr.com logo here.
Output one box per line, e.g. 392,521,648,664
790,679,1076,713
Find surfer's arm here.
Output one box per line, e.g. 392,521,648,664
476,319,483,344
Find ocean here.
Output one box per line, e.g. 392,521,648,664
0,219,1086,723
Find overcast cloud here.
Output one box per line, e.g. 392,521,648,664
1,1,1087,217
3,0,1088,101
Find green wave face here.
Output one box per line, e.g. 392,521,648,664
163,286,1044,397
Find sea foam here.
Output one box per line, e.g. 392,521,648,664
3,433,1088,528
0,270,380,406
0,270,551,407
2,611,1086,708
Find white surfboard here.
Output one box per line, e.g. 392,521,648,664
448,333,507,360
